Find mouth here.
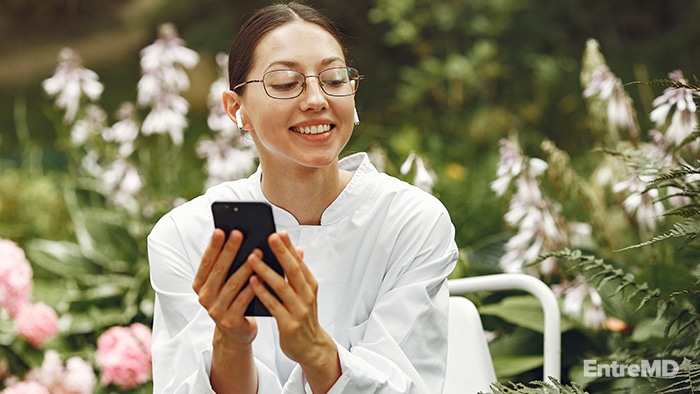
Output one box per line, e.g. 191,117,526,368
290,124,334,135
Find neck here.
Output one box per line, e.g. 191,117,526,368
260,162,352,225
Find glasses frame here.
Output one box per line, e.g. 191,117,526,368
232,66,363,100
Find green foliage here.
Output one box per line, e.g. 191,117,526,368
490,378,589,394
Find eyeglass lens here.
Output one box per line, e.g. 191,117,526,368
262,67,359,99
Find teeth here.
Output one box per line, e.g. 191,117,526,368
293,124,331,134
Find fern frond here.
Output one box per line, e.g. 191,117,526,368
615,219,700,251
675,130,700,152
489,378,589,394
541,249,661,310
663,205,700,218
654,359,700,394
648,164,700,183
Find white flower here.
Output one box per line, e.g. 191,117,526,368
103,103,140,157
140,23,200,72
494,138,572,275
613,172,665,233
207,53,238,137
196,135,257,188
137,23,199,145
400,152,436,193
42,48,103,124
100,159,143,213
491,138,524,196
650,70,699,146
582,64,638,138
556,277,607,329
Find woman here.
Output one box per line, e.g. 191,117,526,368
147,2,458,393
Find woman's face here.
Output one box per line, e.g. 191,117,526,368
232,21,356,173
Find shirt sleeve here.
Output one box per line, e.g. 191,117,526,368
320,208,458,393
148,212,285,394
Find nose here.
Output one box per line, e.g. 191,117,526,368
300,76,328,110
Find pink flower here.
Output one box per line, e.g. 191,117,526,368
95,323,152,389
0,239,33,317
25,351,96,394
14,302,59,348
1,381,50,394
61,356,97,394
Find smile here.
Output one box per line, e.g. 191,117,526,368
291,124,333,135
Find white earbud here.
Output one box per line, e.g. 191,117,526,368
235,109,244,131
353,108,360,126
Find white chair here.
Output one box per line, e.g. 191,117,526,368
444,274,561,394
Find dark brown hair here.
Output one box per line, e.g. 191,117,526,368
227,2,349,91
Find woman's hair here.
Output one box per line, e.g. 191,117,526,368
227,2,349,91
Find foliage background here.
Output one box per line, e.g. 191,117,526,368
2,0,700,248
1,0,699,392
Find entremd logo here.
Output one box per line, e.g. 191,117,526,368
583,359,680,378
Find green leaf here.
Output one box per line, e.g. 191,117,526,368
25,239,98,276
479,295,575,333
492,354,544,378
631,317,668,342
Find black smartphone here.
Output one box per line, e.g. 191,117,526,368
211,201,284,316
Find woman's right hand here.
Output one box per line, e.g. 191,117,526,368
193,228,258,345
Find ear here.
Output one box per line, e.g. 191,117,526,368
222,90,241,120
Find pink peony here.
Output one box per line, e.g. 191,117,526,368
0,239,33,317
61,356,97,394
14,302,59,348
25,351,96,394
1,381,50,394
95,323,152,389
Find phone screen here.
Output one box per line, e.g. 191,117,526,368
211,201,284,316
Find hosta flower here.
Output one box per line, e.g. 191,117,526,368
14,302,59,348
137,23,199,146
0,239,33,317
400,152,436,193
96,323,152,389
554,276,607,329
581,39,639,140
42,48,103,124
613,174,665,233
493,139,572,275
69,104,107,147
207,53,238,138
198,52,258,186
103,103,140,157
102,159,143,213
650,70,699,147
196,137,257,188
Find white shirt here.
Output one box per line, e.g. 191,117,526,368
147,153,459,393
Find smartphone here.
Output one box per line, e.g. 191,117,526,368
211,201,284,316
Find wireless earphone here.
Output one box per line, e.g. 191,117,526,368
235,109,244,131
353,108,360,126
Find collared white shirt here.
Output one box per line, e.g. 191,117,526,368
147,153,459,393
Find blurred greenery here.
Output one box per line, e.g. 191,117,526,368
3,0,700,250
2,0,700,392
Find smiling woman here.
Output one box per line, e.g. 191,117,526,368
147,2,459,394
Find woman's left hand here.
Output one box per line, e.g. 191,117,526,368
246,231,340,390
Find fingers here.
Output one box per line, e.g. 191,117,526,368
193,228,227,293
194,229,250,311
247,232,318,321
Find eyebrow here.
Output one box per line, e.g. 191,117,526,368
265,57,345,71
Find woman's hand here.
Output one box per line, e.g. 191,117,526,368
247,231,341,392
193,228,258,345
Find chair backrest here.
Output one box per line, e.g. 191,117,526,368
444,296,498,394
444,274,561,394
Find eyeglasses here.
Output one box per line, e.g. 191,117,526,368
233,66,362,100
